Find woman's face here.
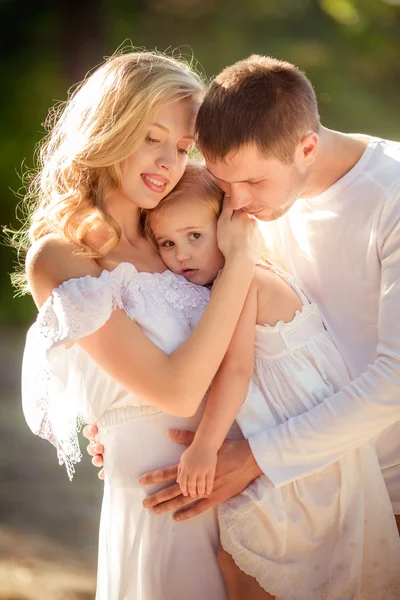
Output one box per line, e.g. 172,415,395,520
120,98,199,210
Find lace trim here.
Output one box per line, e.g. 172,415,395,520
121,269,209,327
218,505,400,600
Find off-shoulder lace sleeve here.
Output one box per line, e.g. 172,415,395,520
22,270,124,480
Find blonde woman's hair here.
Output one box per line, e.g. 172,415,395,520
11,49,205,292
144,161,223,245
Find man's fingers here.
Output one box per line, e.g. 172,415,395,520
152,493,198,514
92,455,104,468
82,424,98,441
139,464,178,486
87,442,104,457
167,429,196,445
142,482,182,508
173,497,214,521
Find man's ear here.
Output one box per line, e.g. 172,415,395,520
297,131,319,168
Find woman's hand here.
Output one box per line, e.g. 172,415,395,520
217,197,264,266
83,424,105,480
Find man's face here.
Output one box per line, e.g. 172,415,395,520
205,144,310,221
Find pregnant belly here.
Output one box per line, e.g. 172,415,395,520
96,406,203,493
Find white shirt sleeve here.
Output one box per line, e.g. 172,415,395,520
250,190,400,487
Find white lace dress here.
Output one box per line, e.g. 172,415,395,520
22,263,230,600
219,265,400,600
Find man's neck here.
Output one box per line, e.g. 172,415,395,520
302,127,371,198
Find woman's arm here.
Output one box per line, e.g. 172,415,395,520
178,282,257,496
27,210,261,418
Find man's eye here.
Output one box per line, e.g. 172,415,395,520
188,233,201,240
146,136,159,143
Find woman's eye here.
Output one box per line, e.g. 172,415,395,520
188,232,201,240
161,241,174,248
146,136,159,143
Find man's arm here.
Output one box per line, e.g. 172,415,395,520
249,191,400,486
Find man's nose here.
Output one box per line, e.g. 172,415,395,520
229,186,252,210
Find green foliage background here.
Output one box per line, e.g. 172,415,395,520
1,0,399,325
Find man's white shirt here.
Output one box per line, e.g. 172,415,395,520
252,137,400,513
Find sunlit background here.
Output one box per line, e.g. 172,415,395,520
1,0,399,597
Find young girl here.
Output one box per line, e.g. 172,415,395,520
144,162,400,600
18,49,262,600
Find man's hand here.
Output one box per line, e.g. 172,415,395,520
139,429,262,521
83,424,105,480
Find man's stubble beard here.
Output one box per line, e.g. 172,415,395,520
258,169,309,222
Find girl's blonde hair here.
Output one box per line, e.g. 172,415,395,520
12,49,205,292
143,161,224,245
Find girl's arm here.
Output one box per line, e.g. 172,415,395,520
27,208,261,419
178,281,258,497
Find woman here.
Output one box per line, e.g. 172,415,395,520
19,49,262,599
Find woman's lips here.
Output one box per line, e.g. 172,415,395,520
141,173,169,193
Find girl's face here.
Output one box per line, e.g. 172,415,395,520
149,196,225,286
120,98,198,209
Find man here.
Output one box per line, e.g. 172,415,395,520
87,53,400,557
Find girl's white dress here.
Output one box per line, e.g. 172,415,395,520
21,263,230,600
219,264,400,600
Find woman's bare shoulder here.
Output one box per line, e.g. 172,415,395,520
26,235,102,307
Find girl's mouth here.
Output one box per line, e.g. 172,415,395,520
181,268,198,277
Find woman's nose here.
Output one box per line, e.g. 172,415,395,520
156,144,178,170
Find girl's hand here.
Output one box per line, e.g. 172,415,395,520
217,197,264,265
177,443,218,498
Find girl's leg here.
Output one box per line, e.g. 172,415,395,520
217,545,275,600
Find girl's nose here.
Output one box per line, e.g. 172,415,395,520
175,248,191,262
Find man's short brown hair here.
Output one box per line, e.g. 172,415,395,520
196,55,320,164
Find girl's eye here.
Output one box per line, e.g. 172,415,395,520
188,232,201,241
161,241,174,248
146,136,159,143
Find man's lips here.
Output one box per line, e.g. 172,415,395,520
245,207,264,216
141,173,169,193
